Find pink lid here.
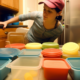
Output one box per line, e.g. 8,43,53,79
41,48,62,57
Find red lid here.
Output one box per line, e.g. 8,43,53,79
41,48,62,58
5,43,25,50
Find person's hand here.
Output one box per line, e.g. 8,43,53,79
0,21,8,29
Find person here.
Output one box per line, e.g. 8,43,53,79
0,0,65,43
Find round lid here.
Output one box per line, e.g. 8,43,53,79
41,48,62,57
5,43,25,49
62,42,79,55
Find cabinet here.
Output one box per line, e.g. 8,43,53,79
0,0,19,12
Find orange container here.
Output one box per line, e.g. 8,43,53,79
42,58,71,80
5,43,25,50
41,48,62,58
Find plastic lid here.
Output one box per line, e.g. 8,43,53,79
5,43,25,50
42,42,59,48
19,49,42,57
43,58,71,69
0,58,11,70
62,42,79,55
0,48,20,58
66,58,80,70
25,43,42,49
41,48,62,57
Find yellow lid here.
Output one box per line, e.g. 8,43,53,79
25,43,42,49
62,42,79,55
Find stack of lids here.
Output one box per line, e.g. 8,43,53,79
42,42,59,50
41,48,62,58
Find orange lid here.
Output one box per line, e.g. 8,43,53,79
5,43,25,50
41,48,62,57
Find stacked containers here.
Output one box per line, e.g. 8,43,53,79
41,48,62,58
66,58,80,80
62,42,79,59
42,58,71,80
7,49,42,80
0,58,11,80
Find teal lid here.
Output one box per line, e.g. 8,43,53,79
18,49,42,57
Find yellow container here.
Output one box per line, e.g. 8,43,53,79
62,42,79,55
25,43,42,49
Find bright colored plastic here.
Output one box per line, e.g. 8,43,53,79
0,48,20,60
42,42,59,50
66,58,80,80
0,58,11,80
42,58,71,80
19,49,42,57
25,43,42,49
62,42,79,55
5,43,25,50
41,48,62,58
7,57,42,80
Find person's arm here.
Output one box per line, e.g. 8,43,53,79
0,16,19,29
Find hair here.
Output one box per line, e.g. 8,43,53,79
54,8,62,21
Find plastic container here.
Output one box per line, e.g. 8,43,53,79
62,42,79,55
0,58,11,80
25,43,42,49
0,48,20,60
18,49,42,57
5,43,25,50
66,58,80,80
42,58,71,80
7,57,42,80
41,48,62,58
42,42,59,50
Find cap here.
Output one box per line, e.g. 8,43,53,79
39,0,65,10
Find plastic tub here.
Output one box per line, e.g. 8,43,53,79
18,49,42,57
42,42,59,50
0,48,20,61
0,58,11,80
62,42,79,55
25,43,42,49
5,43,25,50
42,58,71,80
66,58,80,80
7,57,42,80
41,48,62,58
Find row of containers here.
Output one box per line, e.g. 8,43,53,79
0,42,80,80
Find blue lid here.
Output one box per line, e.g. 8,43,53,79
66,58,80,70
0,48,20,58
0,58,11,70
18,49,42,57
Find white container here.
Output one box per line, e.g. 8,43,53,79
7,57,42,80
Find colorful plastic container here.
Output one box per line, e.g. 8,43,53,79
66,58,80,80
7,57,42,80
42,42,59,50
0,58,11,80
5,43,25,50
18,49,42,57
42,58,71,80
25,43,42,49
62,42,79,55
41,48,62,58
0,48,20,60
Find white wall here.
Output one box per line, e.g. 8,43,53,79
23,0,38,28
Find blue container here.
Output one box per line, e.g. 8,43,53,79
0,58,11,80
66,58,80,80
12,22,19,25
0,48,20,61
18,49,42,57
